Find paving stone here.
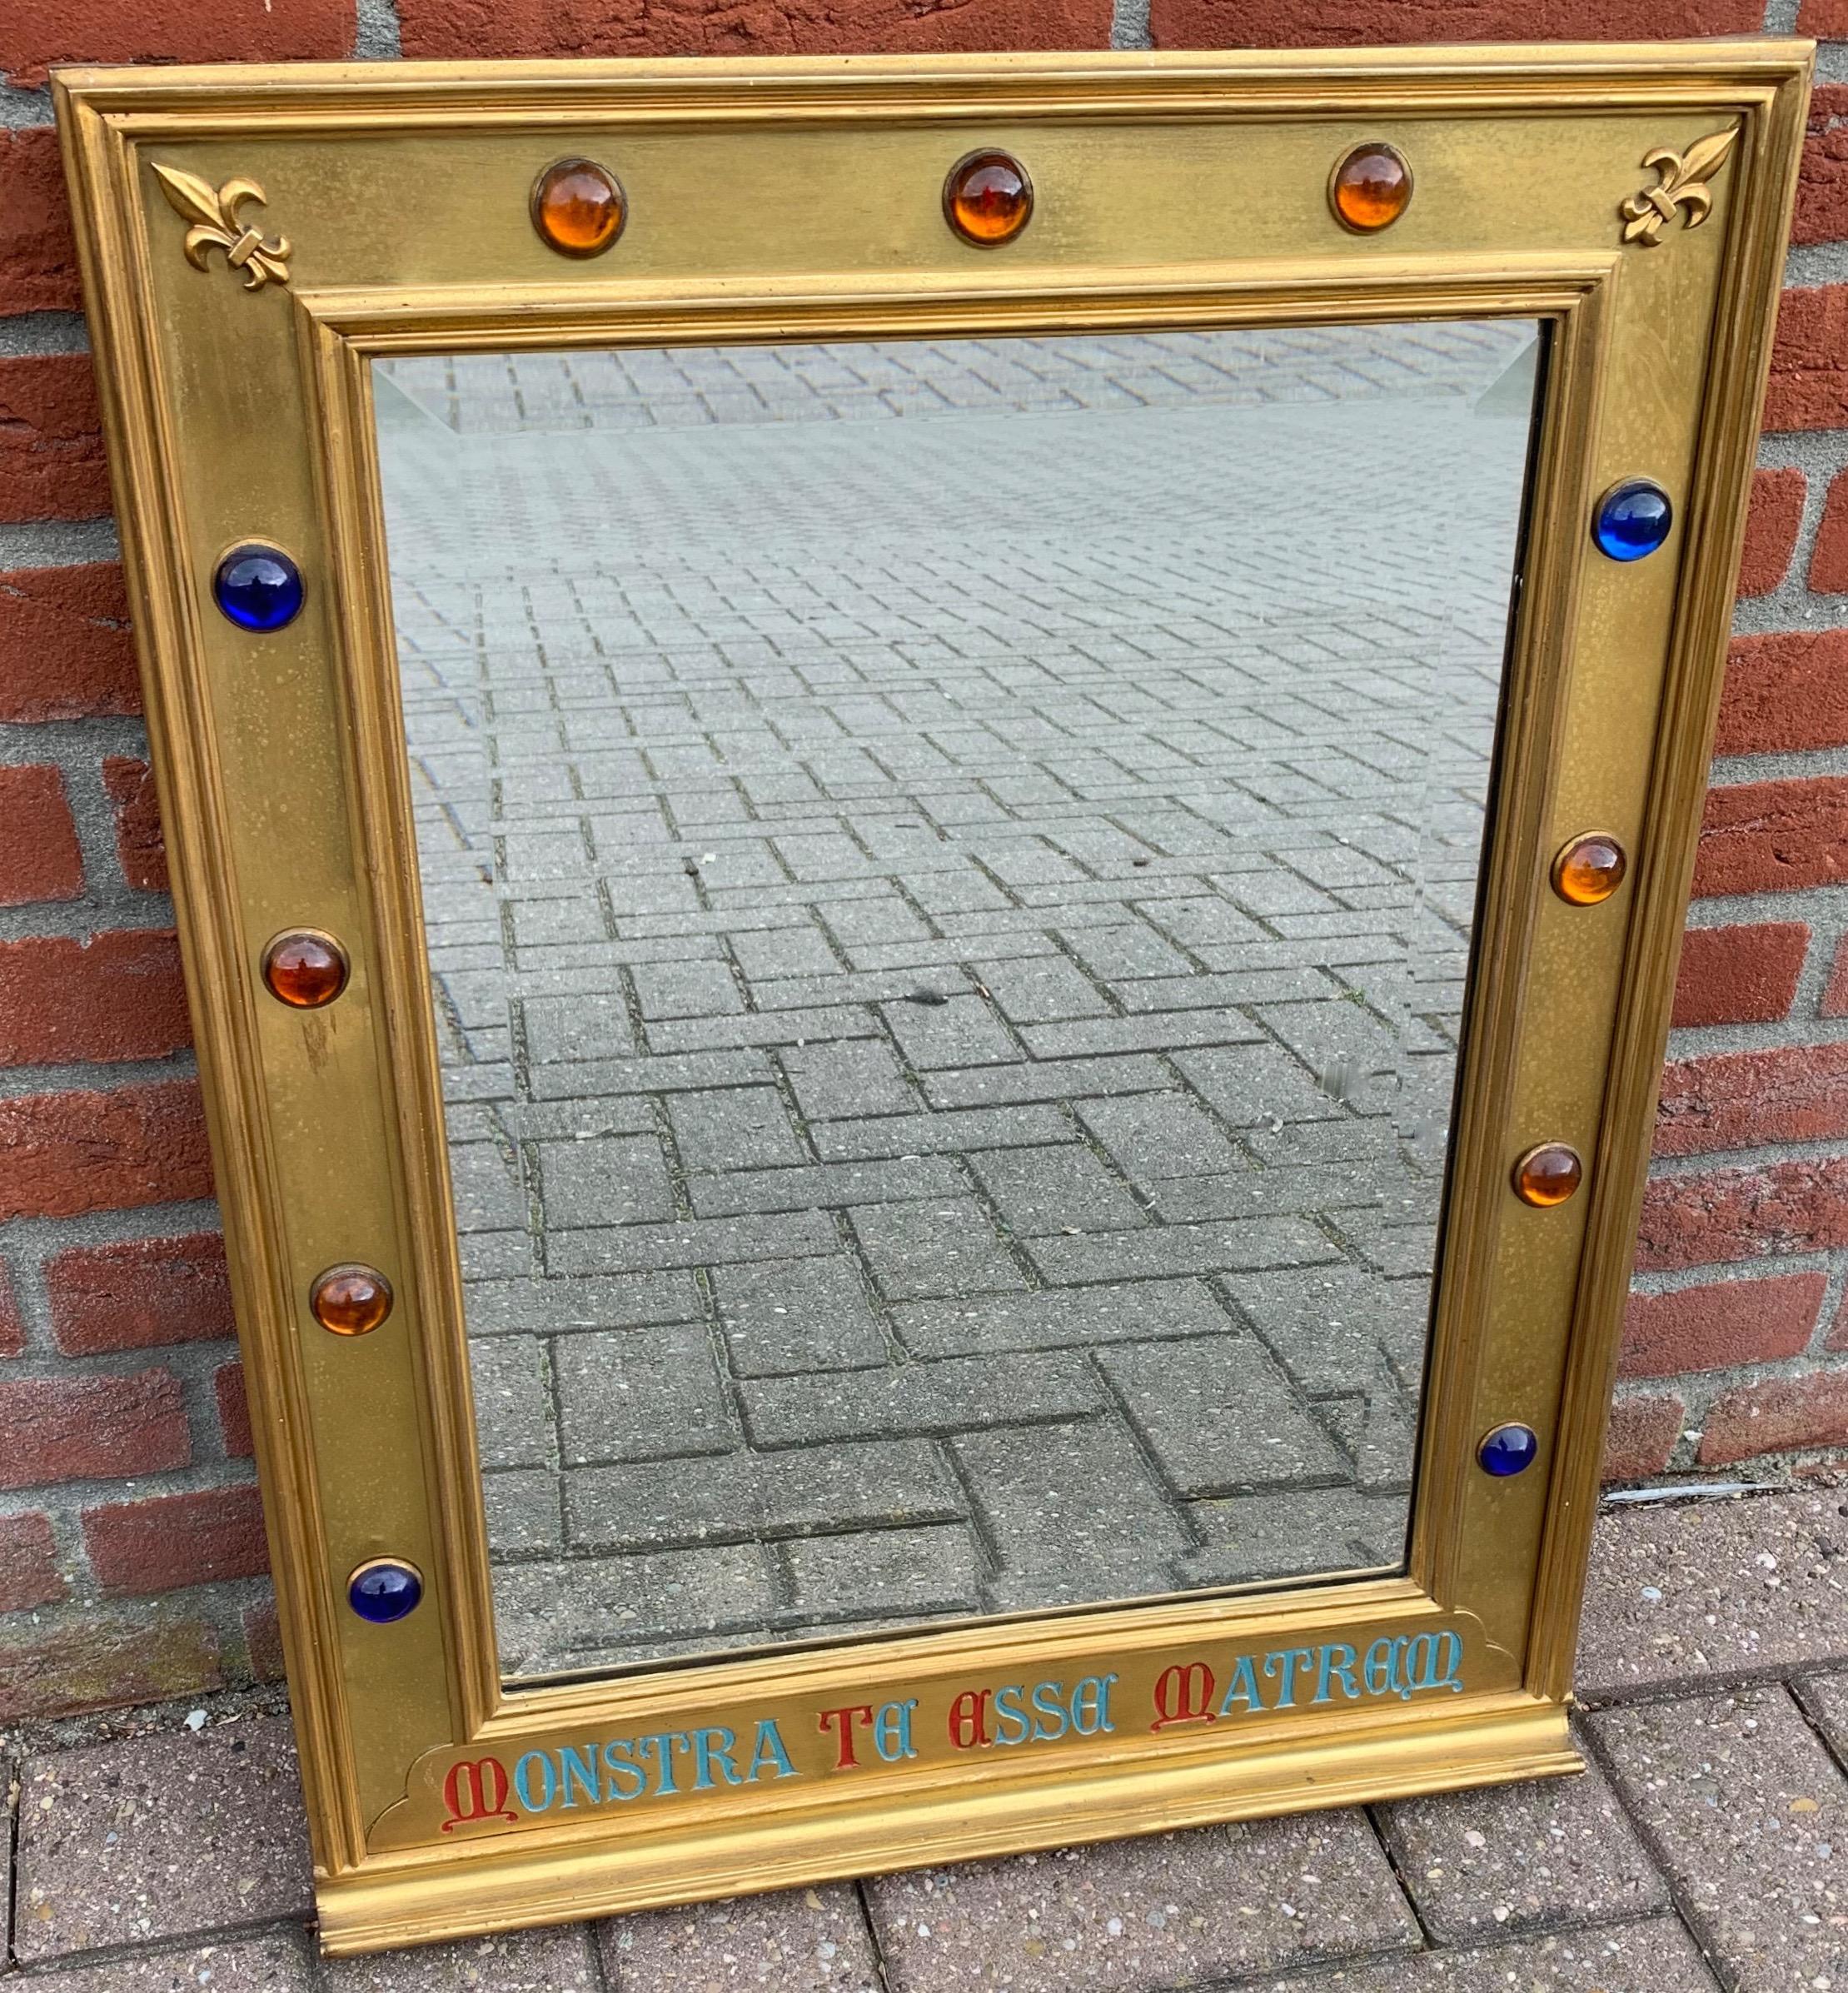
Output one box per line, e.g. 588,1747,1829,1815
971,954,1112,1023
468,1334,554,1468
864,1811,1418,1991
481,1462,564,1553
322,1925,602,1991
1252,1916,1722,1990
1576,1487,1848,1697
565,1437,964,1549
892,1277,1231,1358
494,1542,777,1672
919,1053,1171,1109
1377,1745,1668,1945
596,1881,882,1989
779,1040,921,1121
446,1140,529,1233
1076,1089,1248,1181
952,1418,1188,1607
1181,1484,1408,1585
964,1143,1146,1235
848,1198,1029,1303
536,1133,676,1228
12,1720,313,1962
742,1352,1100,1447
1099,1335,1349,1495
465,1270,700,1338
13,1932,319,1990
523,991,637,1064
691,1155,964,1219
632,959,745,1019
553,1323,733,1464
1029,1217,1343,1283
1223,1266,1430,1396
784,1522,983,1620
550,1210,838,1277
879,994,1024,1069
669,1087,806,1170
713,1256,890,1376
811,1105,1076,1163
1591,1684,1848,1991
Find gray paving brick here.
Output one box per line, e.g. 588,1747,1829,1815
1076,1089,1248,1181
493,1542,777,1672
742,1352,1100,1447
879,994,1024,1069
1252,1918,1722,1991
596,1882,882,1990
466,1271,700,1335
12,1721,312,1962
1577,1487,1848,1697
550,1209,839,1276
469,1335,554,1468
780,1039,921,1120
1181,1484,1408,1585
785,1522,983,1620
692,1154,964,1219
482,1466,563,1552
952,1418,1189,1608
535,1134,675,1228
1591,1685,1848,1991
964,1143,1145,1235
631,958,745,1019
849,1197,1029,1302
1377,1745,1668,1945
565,1437,964,1549
19,1933,318,1990
1029,1216,1343,1283
864,1811,1418,1991
1099,1335,1349,1495
714,1255,890,1376
322,1925,602,1991
972,954,1112,1023
920,1053,1171,1109
668,1086,806,1170
811,1105,1077,1163
892,1277,1232,1358
554,1323,733,1464
523,990,637,1064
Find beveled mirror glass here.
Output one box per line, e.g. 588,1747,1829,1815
375,321,1542,1681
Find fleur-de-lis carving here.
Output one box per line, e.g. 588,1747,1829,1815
152,163,292,291
1620,127,1738,247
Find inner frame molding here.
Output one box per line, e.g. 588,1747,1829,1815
57,43,1809,1954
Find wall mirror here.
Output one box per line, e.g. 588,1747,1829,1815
58,42,1808,1954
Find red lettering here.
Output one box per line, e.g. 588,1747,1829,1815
817,1703,875,1770
1152,1662,1218,1731
441,1756,517,1830
948,1688,993,1750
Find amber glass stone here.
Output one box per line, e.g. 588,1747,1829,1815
311,1264,394,1337
531,157,625,258
1331,143,1412,232
262,930,349,1009
944,151,1032,247
1552,833,1627,906
1512,1143,1583,1208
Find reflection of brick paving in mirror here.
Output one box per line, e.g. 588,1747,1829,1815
375,324,1537,1678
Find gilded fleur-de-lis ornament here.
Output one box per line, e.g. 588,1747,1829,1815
152,163,292,291
1620,127,1738,247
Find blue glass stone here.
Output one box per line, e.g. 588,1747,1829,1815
1592,480,1673,562
1477,1423,1540,1478
212,543,304,631
348,1560,422,1624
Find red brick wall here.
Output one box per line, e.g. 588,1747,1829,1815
2,0,1843,1719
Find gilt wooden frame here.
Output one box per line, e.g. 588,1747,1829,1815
56,42,1809,1953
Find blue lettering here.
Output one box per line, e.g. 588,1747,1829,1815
1315,1643,1361,1704
1262,1648,1317,1710
556,1744,600,1809
873,1700,918,1762
600,1739,646,1801
1030,1680,1069,1742
993,1684,1031,1747
691,1726,743,1790
749,1719,795,1782
634,1731,691,1795
512,1751,555,1813
1071,1674,1117,1736
1217,1655,1263,1716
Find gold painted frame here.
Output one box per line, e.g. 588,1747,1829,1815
56,44,1808,1953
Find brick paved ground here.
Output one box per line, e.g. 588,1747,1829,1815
4,1484,1846,1988
373,322,1540,1679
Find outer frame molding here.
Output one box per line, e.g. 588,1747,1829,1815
55,44,1809,1954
